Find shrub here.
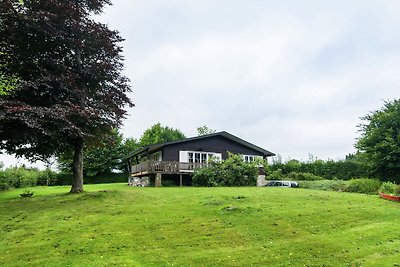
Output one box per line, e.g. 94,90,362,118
379,182,398,195
20,189,34,198
270,156,367,180
396,185,400,196
0,182,11,191
0,165,128,191
267,171,323,181
287,172,323,181
37,169,61,186
0,167,40,190
193,153,259,187
267,169,285,180
346,178,381,195
192,164,221,187
299,180,348,191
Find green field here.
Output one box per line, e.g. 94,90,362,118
0,184,399,266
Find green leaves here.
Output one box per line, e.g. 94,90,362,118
193,153,260,187
356,99,400,181
139,123,185,147
196,125,216,136
0,73,19,95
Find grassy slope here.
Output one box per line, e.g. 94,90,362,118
0,184,399,267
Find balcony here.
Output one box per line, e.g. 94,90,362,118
130,161,206,177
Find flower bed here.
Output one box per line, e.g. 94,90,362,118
378,182,400,202
379,192,400,202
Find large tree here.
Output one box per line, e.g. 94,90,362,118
356,99,400,182
0,0,133,192
139,123,186,147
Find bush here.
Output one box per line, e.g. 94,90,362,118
36,169,61,186
270,156,367,180
287,172,323,181
266,171,323,181
193,153,259,187
0,182,11,191
346,178,381,195
0,167,40,190
379,181,398,195
0,165,128,191
20,188,34,198
267,169,285,180
299,180,348,191
396,185,400,196
192,165,221,187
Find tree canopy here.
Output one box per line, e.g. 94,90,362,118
139,123,186,147
196,125,216,136
0,0,133,192
356,99,400,182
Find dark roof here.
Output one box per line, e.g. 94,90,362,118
126,131,275,159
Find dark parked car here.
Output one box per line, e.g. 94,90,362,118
265,180,299,188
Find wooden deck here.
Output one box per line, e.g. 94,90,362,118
130,161,206,176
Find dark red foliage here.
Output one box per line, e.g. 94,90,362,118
0,0,133,161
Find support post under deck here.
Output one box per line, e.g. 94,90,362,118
155,173,162,187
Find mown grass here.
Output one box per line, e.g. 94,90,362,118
0,184,399,266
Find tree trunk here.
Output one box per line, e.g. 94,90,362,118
70,140,84,193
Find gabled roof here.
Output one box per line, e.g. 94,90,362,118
126,131,275,159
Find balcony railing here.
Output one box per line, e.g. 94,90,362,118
130,161,206,176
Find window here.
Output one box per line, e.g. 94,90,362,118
150,151,162,161
243,155,257,163
201,153,207,163
181,151,222,163
141,151,162,162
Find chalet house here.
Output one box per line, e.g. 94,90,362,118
126,131,275,186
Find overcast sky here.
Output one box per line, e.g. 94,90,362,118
1,0,400,168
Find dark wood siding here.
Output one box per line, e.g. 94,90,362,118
162,135,265,161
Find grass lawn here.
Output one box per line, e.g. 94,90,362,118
0,184,399,267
